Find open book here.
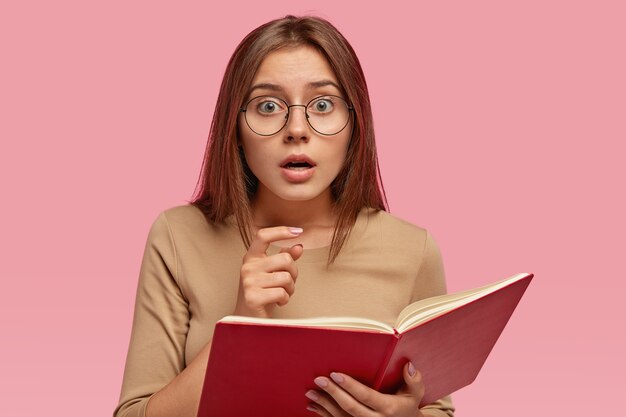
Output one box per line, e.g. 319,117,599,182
198,272,533,417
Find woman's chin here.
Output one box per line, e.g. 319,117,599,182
260,187,332,205
276,192,325,203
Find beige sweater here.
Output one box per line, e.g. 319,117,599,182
114,205,455,417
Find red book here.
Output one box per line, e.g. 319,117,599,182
197,272,533,417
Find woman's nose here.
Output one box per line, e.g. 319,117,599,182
284,105,310,142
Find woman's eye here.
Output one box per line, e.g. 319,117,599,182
258,101,279,113
311,98,334,113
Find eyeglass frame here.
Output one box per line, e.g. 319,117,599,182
239,94,355,137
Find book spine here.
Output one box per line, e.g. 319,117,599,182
372,331,401,389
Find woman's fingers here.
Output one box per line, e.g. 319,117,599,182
268,251,299,281
245,226,303,261
263,270,294,289
311,376,381,417
279,243,304,262
242,252,299,286
397,362,425,404
234,226,304,317
305,401,335,417
259,271,296,295
240,270,294,296
254,287,292,308
307,366,426,417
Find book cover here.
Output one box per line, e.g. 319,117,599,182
197,273,533,416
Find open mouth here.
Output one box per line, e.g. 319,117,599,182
282,161,314,170
279,156,316,182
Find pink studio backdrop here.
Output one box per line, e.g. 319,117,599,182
1,1,624,416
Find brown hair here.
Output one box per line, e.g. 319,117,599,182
189,15,388,264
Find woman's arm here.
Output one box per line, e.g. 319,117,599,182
114,215,305,417
114,213,192,417
144,341,211,417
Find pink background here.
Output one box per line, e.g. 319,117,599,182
1,1,624,415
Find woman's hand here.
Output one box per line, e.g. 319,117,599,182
305,362,429,417
233,226,304,318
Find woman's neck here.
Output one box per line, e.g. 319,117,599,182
251,187,337,229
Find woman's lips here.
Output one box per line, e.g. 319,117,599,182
280,165,315,182
279,154,317,183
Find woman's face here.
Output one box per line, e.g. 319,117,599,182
238,45,352,205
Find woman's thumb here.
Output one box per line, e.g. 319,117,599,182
401,361,425,400
278,244,304,261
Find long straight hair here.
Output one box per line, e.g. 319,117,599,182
190,15,388,264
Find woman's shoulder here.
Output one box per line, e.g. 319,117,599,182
361,208,429,244
158,203,210,227
353,209,441,276
143,204,245,261
149,204,239,244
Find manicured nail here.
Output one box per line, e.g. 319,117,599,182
408,361,416,377
305,390,320,401
289,227,303,234
330,372,344,384
314,377,328,388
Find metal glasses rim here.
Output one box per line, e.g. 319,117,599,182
239,94,354,137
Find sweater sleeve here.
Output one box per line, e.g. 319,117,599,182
412,231,456,417
410,231,448,304
114,212,189,417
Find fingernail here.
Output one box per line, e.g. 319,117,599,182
295,244,304,248
314,377,328,388
305,390,320,401
408,361,416,377
330,372,344,384
289,227,303,234
306,405,318,413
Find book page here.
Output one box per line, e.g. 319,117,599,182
395,273,531,332
218,315,395,333
218,273,531,335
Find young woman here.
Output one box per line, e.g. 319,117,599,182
115,15,455,417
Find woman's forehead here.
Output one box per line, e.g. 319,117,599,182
250,45,341,95
247,79,342,98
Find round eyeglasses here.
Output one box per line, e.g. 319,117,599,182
239,95,354,136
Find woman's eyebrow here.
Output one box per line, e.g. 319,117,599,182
249,83,283,94
248,80,341,95
307,80,341,91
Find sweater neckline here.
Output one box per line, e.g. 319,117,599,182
221,207,378,263
265,207,376,263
